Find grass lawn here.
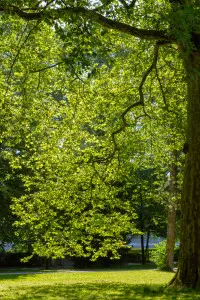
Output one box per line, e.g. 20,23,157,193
0,268,200,299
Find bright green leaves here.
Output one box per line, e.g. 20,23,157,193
0,0,187,262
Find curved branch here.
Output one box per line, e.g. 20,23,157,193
0,5,174,42
111,41,165,152
155,66,168,109
111,100,143,151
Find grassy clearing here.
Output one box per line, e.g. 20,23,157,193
0,269,199,299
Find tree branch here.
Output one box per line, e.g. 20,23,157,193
155,66,168,110
118,0,129,10
129,0,137,9
42,0,56,9
92,0,114,12
119,0,137,10
88,41,163,163
111,100,143,151
111,41,166,152
31,62,63,73
0,5,174,42
138,42,160,104
5,20,41,97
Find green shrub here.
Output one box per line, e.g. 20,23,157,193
150,240,168,270
150,240,179,270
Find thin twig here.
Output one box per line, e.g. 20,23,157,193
37,72,41,90
129,0,137,9
119,0,129,9
155,66,168,109
43,0,55,9
5,20,41,97
60,0,67,7
92,0,114,12
31,62,63,73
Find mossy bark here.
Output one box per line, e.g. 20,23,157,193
170,52,200,288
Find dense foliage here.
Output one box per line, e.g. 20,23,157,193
2,0,200,288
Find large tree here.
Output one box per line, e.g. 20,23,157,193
0,0,199,287
0,19,139,260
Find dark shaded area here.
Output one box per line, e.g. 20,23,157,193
73,248,146,269
0,253,45,268
0,281,199,299
0,246,179,269
0,248,145,269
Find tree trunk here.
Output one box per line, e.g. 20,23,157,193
145,229,150,262
141,234,145,265
166,203,176,270
166,150,177,271
170,52,200,288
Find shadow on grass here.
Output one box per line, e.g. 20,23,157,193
0,263,156,273
80,263,157,271
1,282,200,299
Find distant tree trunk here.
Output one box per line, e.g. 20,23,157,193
141,234,145,265
139,193,146,265
166,203,176,270
44,257,52,270
27,241,33,255
166,150,177,271
170,51,200,288
145,229,150,262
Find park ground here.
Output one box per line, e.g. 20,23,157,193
0,266,200,299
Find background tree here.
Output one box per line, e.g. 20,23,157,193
0,21,140,260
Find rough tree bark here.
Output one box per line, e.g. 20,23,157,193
170,51,200,288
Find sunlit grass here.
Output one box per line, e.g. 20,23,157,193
0,269,199,299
